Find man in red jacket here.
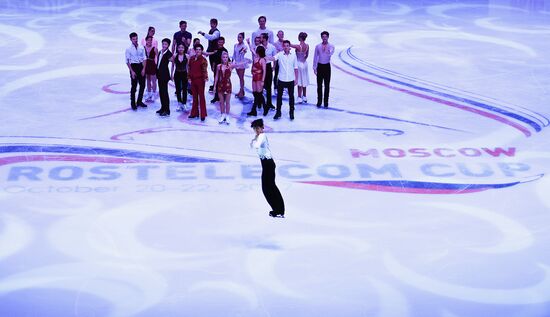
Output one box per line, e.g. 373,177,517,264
188,44,209,121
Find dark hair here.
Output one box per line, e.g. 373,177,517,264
218,36,225,42
145,35,152,41
261,33,269,41
321,31,329,37
258,16,266,22
194,44,204,50
162,38,171,45
148,26,155,33
238,32,245,38
129,32,137,39
179,20,187,26
256,45,266,58
210,18,218,24
299,32,307,41
251,118,264,128
193,38,200,44
283,40,290,45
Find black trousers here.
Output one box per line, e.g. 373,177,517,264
158,79,170,113
130,63,145,105
263,63,273,107
316,63,331,106
261,158,285,214
174,71,188,104
276,80,295,114
273,62,279,90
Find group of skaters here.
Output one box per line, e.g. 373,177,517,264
124,16,335,123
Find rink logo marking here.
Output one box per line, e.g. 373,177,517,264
0,145,224,164
0,144,542,194
0,155,159,166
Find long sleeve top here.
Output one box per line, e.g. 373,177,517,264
251,27,274,51
250,133,272,159
188,55,208,81
273,51,298,82
125,44,146,64
312,42,335,70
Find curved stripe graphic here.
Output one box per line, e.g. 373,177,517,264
345,48,549,128
0,145,224,163
337,47,547,137
0,155,159,166
101,83,129,94
299,176,542,194
110,127,405,141
79,107,133,120
334,60,532,137
345,47,547,130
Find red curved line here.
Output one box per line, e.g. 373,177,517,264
0,155,160,166
102,83,129,94
333,64,531,137
79,107,133,120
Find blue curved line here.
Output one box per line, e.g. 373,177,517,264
0,145,224,163
327,107,468,133
339,48,542,132
241,87,464,132
348,180,519,190
346,47,549,127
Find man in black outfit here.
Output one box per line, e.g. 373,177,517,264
261,33,276,110
198,18,220,93
172,20,192,52
156,38,173,116
125,32,147,110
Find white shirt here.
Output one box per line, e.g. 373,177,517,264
125,44,146,64
250,133,272,159
264,43,277,65
273,50,298,82
251,27,274,50
202,30,220,41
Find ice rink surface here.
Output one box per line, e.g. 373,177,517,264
1,0,550,316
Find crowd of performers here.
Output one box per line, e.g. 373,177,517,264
125,16,335,123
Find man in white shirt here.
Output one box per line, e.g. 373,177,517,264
251,16,274,51
125,32,147,110
273,30,285,91
271,40,298,120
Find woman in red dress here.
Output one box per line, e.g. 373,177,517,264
213,51,248,124
144,35,158,102
246,37,266,117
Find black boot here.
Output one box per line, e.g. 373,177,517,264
247,92,258,116
259,93,266,111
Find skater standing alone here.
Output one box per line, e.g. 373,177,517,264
250,119,285,217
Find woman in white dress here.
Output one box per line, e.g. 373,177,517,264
291,32,309,104
232,32,248,98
